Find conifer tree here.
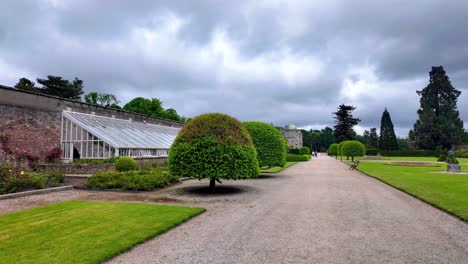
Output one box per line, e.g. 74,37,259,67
332,104,361,143
379,108,398,150
412,66,464,149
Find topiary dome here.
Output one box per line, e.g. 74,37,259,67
244,121,287,168
168,113,259,192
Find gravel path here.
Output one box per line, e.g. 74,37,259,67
108,156,468,264
1,156,467,263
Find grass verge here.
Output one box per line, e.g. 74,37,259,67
0,201,205,264
357,161,468,221
260,162,298,173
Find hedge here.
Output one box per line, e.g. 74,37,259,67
298,146,311,155
115,157,138,172
327,143,338,156
168,113,259,190
366,149,435,157
455,149,468,158
243,121,287,167
286,154,311,162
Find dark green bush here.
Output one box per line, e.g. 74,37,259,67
169,113,259,189
288,148,300,154
45,169,65,186
1,173,46,194
437,154,447,162
328,144,338,156
85,167,178,191
243,121,287,167
299,146,311,155
286,154,311,162
104,157,120,163
341,141,366,161
115,157,138,172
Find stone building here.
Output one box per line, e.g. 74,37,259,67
0,85,183,162
280,125,303,149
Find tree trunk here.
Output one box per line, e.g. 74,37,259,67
209,178,216,193
352,156,354,162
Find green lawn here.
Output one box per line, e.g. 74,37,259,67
0,201,205,264
364,156,468,163
358,161,468,220
260,162,298,173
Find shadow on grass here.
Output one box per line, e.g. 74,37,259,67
177,185,253,196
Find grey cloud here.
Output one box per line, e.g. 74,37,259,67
0,0,467,136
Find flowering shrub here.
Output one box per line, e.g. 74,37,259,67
0,165,65,194
15,148,40,166
45,147,62,163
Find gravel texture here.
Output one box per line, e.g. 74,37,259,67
1,155,467,263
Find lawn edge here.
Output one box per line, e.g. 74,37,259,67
356,167,468,222
260,162,298,173
100,204,206,263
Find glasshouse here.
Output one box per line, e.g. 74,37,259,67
60,111,180,161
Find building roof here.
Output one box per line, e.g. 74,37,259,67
63,111,180,149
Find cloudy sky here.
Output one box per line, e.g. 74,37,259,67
1,0,467,136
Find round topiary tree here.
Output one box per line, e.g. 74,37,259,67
341,140,366,161
338,141,346,161
115,157,138,172
328,143,338,157
299,146,311,155
169,113,259,192
243,121,287,168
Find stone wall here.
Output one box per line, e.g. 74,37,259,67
0,85,183,159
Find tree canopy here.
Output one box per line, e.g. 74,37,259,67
302,127,335,152
36,76,84,100
84,92,121,109
123,97,186,122
244,121,287,167
333,104,360,143
14,78,38,92
412,66,464,149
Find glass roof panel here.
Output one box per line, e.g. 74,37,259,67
63,111,181,149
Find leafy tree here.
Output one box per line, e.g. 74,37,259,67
168,113,259,192
36,75,84,100
244,121,287,167
333,104,361,143
327,143,338,157
301,127,335,151
379,108,399,150
123,97,185,122
412,66,464,149
84,92,120,108
14,78,38,92
341,140,366,161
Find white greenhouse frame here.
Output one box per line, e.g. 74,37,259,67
60,111,180,161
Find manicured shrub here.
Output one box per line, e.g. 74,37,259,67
286,154,311,162
1,172,46,194
115,157,138,172
45,169,65,186
437,154,447,162
86,167,178,191
169,113,259,192
341,140,366,161
298,146,311,155
243,121,287,168
337,141,346,160
288,148,300,154
328,144,338,157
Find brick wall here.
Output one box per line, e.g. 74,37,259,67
0,104,61,156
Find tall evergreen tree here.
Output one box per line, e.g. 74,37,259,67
412,66,464,149
332,104,361,143
369,128,379,149
379,108,398,150
36,75,83,100
14,78,38,92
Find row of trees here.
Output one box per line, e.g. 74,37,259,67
330,66,466,151
14,76,186,122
